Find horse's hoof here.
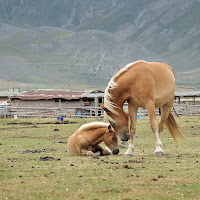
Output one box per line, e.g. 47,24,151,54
155,152,164,157
124,154,133,157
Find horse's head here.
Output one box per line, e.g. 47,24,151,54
100,104,130,141
104,125,119,155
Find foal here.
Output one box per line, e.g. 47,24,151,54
67,122,119,156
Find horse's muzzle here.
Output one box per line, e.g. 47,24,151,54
120,134,130,141
119,129,130,141
112,148,119,155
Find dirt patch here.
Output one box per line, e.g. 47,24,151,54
52,141,67,144
22,148,57,154
13,135,67,140
128,159,145,164
0,126,38,130
39,156,61,161
7,121,76,125
92,157,143,170
7,157,22,162
40,156,55,161
122,164,136,169
119,141,127,149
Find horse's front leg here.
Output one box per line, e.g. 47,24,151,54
97,144,112,155
124,105,138,157
77,143,101,156
80,149,101,156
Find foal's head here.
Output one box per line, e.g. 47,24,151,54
100,104,130,141
103,125,119,155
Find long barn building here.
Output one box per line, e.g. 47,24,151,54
9,89,104,117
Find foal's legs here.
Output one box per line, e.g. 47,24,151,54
80,149,101,156
124,105,138,157
146,101,164,156
99,145,112,155
75,139,101,156
80,144,111,156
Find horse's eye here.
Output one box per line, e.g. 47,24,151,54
112,137,116,141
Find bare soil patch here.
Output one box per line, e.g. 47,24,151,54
7,121,76,125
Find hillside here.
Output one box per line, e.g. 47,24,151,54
0,0,199,90
0,24,162,89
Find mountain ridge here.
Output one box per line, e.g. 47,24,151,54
0,0,199,90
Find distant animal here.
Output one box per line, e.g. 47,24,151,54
67,122,119,156
100,60,185,157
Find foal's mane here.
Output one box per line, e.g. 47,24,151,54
78,122,109,131
104,60,146,118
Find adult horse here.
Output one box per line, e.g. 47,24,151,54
67,122,119,156
100,60,185,157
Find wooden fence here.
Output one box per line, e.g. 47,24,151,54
1,101,200,118
0,105,104,118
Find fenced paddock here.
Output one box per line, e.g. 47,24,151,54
0,106,104,118
0,116,200,200
1,101,200,118
1,91,200,118
173,101,200,116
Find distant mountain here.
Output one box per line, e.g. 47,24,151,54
0,0,199,90
0,24,162,88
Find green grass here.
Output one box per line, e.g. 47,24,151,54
0,116,200,200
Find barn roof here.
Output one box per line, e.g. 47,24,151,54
81,89,104,98
10,89,85,100
81,93,104,98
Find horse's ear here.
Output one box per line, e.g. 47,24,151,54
108,125,112,132
109,120,116,128
99,103,111,115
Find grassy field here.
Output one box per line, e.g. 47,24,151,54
0,116,199,200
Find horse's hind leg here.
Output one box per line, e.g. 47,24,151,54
157,101,174,154
147,101,164,156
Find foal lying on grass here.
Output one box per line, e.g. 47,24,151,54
67,122,119,156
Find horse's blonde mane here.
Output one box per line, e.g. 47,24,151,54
104,60,146,120
78,122,109,131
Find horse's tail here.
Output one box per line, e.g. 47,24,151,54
165,112,186,143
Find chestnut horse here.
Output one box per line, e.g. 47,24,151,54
100,60,185,157
67,122,119,156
